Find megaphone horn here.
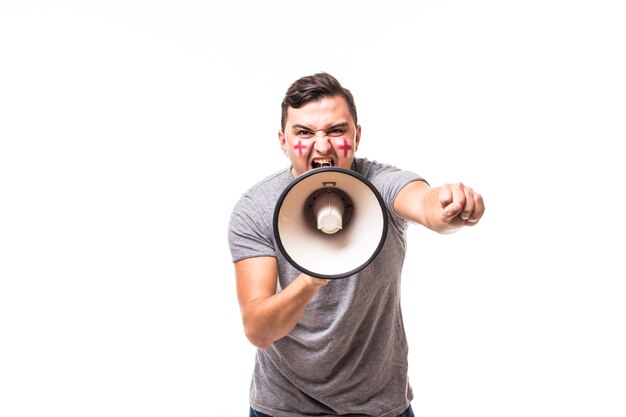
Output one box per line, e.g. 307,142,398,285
273,167,388,280
304,187,353,235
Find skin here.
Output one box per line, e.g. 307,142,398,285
278,96,361,177
236,95,485,349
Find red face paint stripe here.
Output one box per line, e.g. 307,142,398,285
294,140,306,156
338,139,352,157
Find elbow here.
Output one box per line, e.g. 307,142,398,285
249,339,272,350
243,323,274,350
246,334,273,350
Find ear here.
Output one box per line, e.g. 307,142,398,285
278,130,288,156
354,125,362,152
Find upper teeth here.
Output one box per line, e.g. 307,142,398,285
314,159,332,166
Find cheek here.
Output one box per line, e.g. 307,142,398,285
332,138,354,158
292,139,312,157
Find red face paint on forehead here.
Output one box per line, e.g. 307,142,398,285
338,139,352,157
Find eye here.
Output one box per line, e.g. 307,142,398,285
296,129,313,138
327,128,346,137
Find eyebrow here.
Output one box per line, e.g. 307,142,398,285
291,124,313,132
328,123,350,130
291,122,350,132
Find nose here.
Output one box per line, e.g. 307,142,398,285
313,135,332,154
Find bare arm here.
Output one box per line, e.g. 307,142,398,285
394,180,485,233
235,256,329,349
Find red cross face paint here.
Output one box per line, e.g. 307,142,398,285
293,140,309,157
335,138,353,158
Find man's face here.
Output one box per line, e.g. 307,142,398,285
279,95,361,178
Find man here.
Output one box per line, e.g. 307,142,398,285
228,72,484,417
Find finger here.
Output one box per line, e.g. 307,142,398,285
441,201,463,223
466,193,485,223
459,187,475,220
443,183,466,220
439,185,461,223
451,183,467,209
313,277,331,286
439,184,453,209
305,275,332,286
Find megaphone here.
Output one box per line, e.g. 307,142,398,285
273,167,388,280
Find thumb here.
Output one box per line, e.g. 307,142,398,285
441,201,463,223
439,187,459,223
439,184,464,223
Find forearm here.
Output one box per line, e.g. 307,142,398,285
242,274,325,349
396,181,456,233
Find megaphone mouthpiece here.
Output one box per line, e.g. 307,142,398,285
314,190,345,234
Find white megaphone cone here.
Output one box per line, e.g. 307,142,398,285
273,167,388,280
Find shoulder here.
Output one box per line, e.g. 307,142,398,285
353,157,424,186
229,167,293,229
352,157,427,224
352,157,396,177
228,167,292,262
243,167,292,196
233,168,292,209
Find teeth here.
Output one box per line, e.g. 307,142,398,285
313,159,333,168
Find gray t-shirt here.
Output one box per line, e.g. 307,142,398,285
228,158,424,417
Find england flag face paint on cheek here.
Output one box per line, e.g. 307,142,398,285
335,138,353,158
293,140,309,157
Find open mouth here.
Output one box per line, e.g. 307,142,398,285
312,158,335,169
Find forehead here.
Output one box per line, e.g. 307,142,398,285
285,95,353,128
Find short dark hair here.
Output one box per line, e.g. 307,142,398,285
280,72,358,132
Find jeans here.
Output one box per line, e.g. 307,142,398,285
249,404,415,417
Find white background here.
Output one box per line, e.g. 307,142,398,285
1,1,625,416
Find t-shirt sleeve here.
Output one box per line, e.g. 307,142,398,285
368,163,428,226
228,194,276,263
